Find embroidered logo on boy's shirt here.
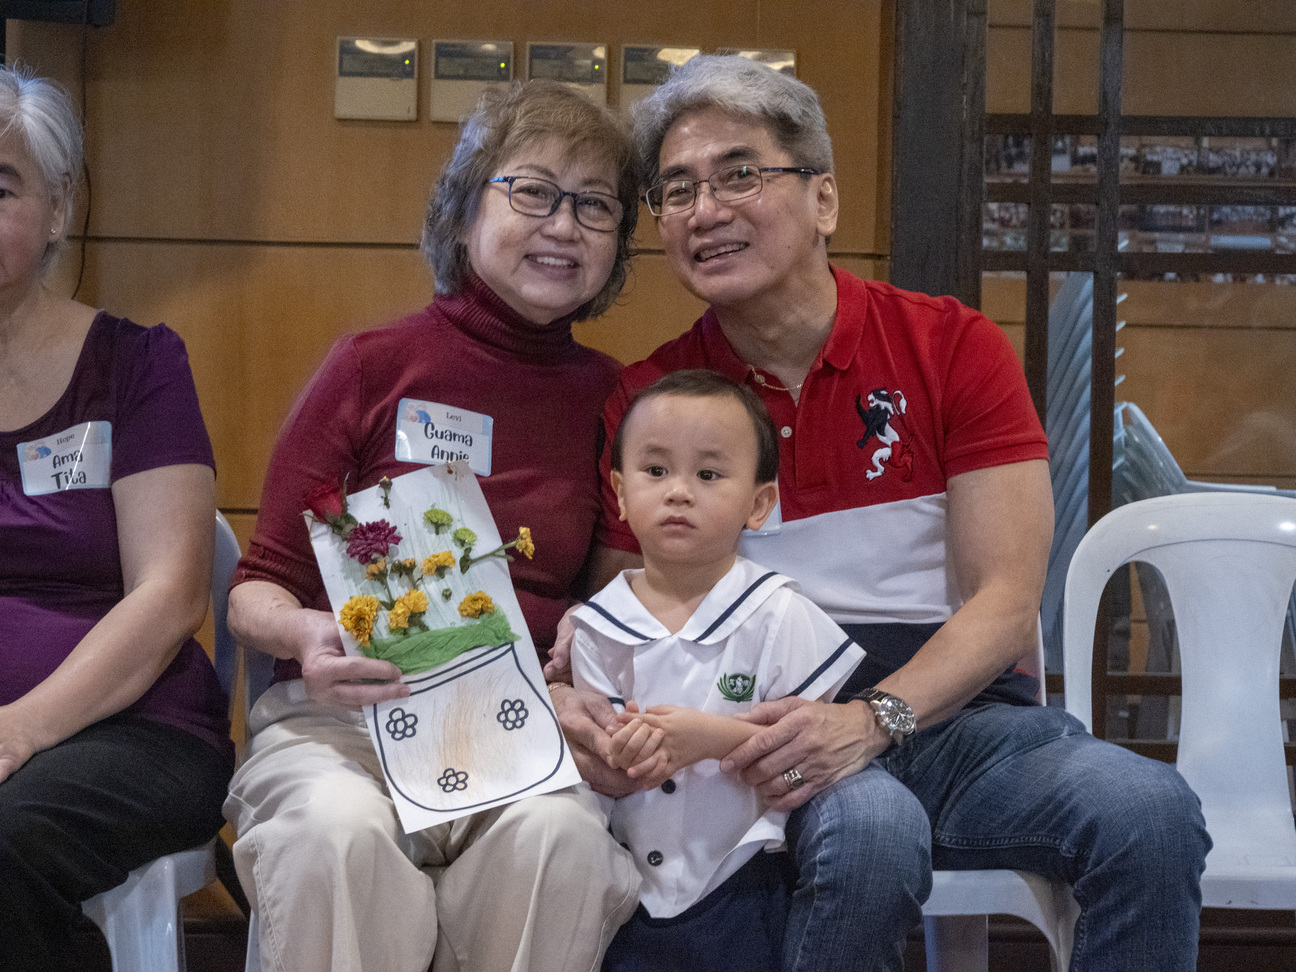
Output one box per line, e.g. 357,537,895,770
717,672,755,702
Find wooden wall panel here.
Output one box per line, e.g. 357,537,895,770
84,240,434,508
11,0,886,255
983,276,1296,488
989,0,1296,32
1117,327,1296,480
984,278,1296,333
988,27,1296,116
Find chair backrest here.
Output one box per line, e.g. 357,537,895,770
212,510,277,749
1062,493,1296,865
213,511,242,703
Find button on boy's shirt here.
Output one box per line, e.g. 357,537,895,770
571,557,864,918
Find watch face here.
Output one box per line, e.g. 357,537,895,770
875,696,916,735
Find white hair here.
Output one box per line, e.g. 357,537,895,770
0,65,84,275
631,54,834,187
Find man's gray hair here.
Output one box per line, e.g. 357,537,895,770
0,65,83,275
632,55,833,186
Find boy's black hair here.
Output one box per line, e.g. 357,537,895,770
610,369,780,484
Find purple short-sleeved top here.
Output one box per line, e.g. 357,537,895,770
0,312,231,757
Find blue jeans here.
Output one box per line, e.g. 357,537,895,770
782,703,1210,971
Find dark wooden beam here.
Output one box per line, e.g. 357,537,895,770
1024,0,1055,425
956,0,988,310
1087,0,1124,738
890,0,984,307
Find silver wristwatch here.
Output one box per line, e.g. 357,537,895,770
859,688,916,748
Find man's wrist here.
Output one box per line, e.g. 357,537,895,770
855,688,917,749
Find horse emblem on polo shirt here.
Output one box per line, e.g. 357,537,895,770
855,389,914,482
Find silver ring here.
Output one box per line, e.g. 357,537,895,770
783,768,805,791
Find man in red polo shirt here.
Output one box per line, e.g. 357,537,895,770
547,55,1209,971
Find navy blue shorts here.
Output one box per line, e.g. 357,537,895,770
603,850,797,972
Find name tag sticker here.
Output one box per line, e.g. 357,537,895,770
745,498,782,536
18,420,113,496
394,398,493,476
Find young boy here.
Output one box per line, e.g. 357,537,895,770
570,370,864,971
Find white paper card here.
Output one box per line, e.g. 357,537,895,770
18,421,112,496
307,461,579,832
394,398,493,476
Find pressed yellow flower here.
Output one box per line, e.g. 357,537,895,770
400,589,429,614
515,527,535,560
388,601,411,630
389,589,430,631
458,591,496,619
422,551,456,575
365,558,387,580
339,595,381,646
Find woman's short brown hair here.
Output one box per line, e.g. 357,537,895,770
421,80,640,323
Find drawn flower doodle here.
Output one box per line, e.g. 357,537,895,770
438,767,469,792
497,699,529,731
385,708,418,741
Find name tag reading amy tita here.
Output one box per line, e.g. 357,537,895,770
395,399,493,476
18,420,113,496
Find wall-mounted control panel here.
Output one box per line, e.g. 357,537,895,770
335,37,418,121
429,40,514,122
527,42,607,105
621,46,699,113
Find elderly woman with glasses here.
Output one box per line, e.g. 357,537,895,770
224,80,641,972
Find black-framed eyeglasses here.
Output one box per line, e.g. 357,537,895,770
645,164,821,216
487,176,623,233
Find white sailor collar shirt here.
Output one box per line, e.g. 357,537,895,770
571,556,864,918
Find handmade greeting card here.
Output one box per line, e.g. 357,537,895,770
307,461,580,832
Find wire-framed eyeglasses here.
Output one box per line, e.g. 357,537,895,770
487,176,623,233
645,164,821,216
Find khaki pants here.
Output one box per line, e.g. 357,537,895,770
225,683,640,972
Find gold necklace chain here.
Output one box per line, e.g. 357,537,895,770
753,372,804,393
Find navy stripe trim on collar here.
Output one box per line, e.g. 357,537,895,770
607,696,625,707
696,571,779,641
586,601,651,641
789,636,857,698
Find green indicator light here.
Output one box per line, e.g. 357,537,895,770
500,62,506,68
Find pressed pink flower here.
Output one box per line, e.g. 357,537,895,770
346,519,403,563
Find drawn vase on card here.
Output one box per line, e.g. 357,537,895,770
372,642,566,813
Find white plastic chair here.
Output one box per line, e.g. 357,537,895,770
1063,493,1296,914
921,627,1080,972
80,511,243,972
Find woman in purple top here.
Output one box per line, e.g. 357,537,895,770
0,67,232,970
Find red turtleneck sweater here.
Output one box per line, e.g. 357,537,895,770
232,275,621,679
